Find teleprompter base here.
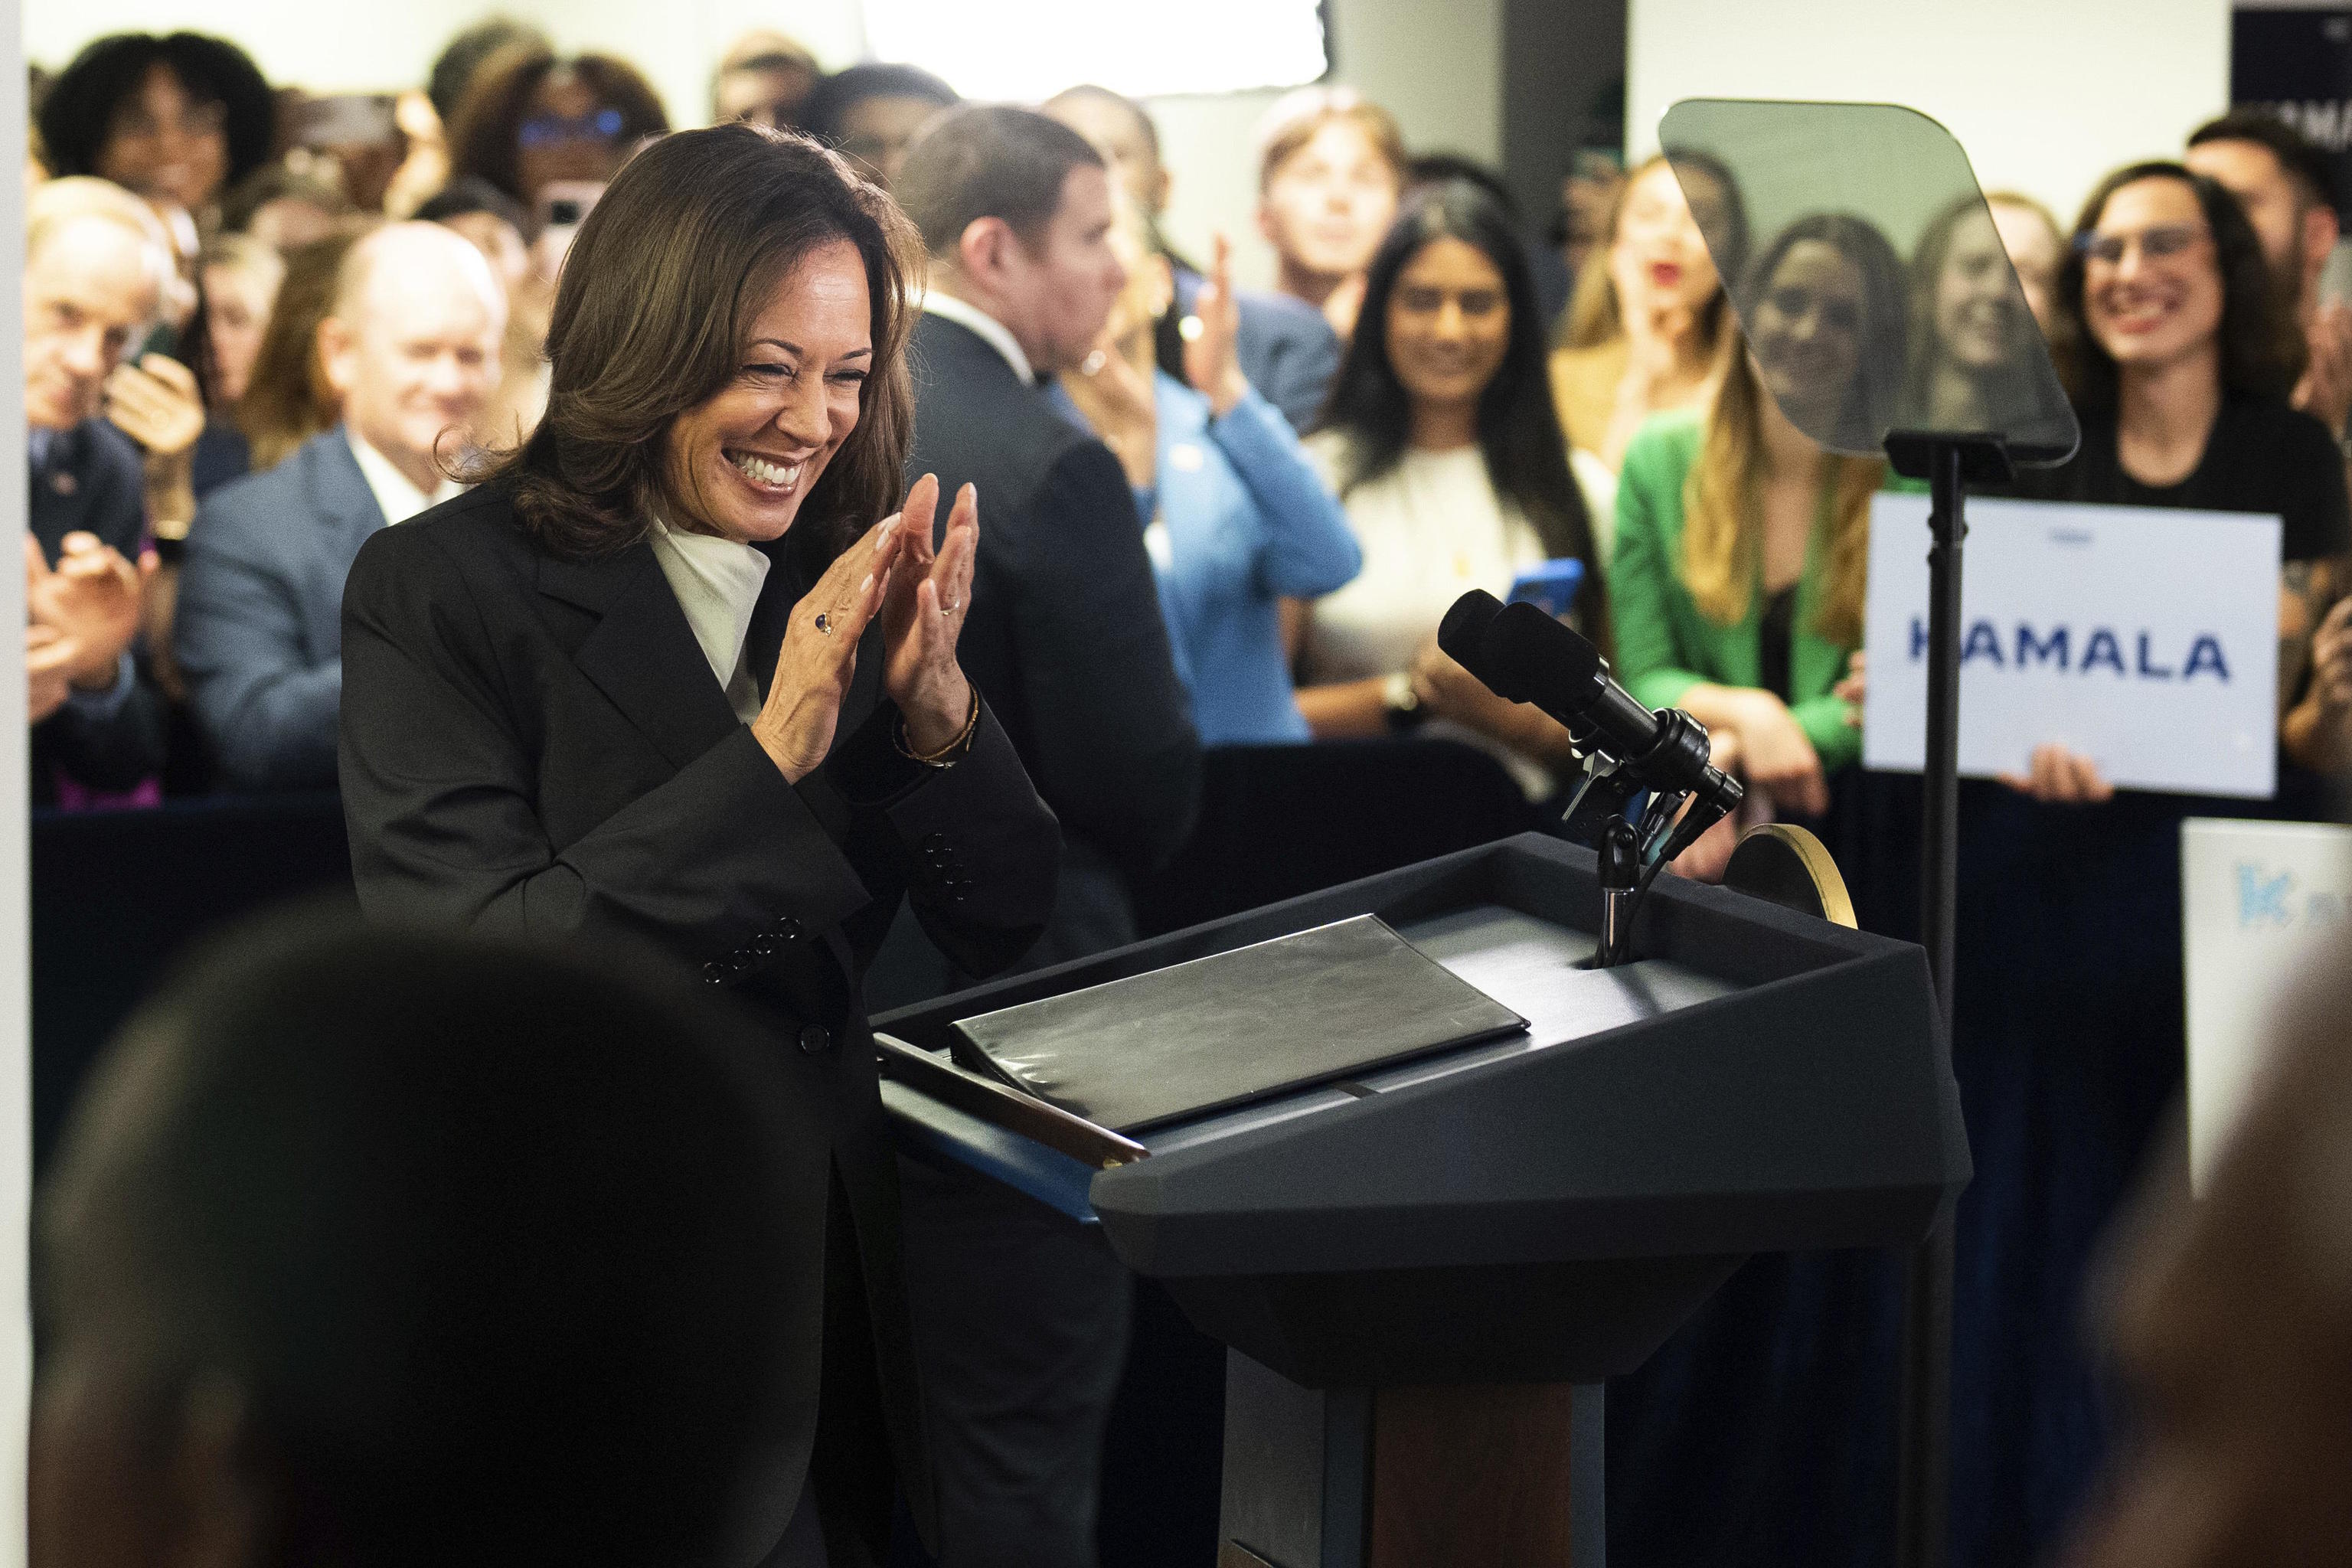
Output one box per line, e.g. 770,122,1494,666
1219,1351,1605,1568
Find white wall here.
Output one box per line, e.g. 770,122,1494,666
25,0,1504,290
1626,0,2232,230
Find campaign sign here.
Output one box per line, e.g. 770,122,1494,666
1864,495,2281,798
2181,818,2352,1187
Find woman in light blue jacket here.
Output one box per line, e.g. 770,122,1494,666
1056,231,1361,743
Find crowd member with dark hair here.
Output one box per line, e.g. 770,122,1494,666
1295,180,1603,795
218,164,354,252
178,224,504,792
1550,152,1744,548
1044,83,1341,433
338,123,1060,1566
2027,161,2350,782
1916,159,2352,1568
714,28,823,131
889,103,1198,1568
2186,109,2352,435
445,45,668,216
1253,85,1406,342
1055,204,1360,743
1609,217,1900,861
802,62,957,190
32,915,834,1568
424,15,550,128
36,32,273,223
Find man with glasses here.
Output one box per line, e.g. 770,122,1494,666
22,177,171,805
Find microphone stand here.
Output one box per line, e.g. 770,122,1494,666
1882,430,2012,1568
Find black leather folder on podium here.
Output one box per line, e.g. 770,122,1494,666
874,831,1970,1568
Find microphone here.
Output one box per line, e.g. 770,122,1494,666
1440,591,1743,818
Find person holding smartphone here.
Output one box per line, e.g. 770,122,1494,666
1293,180,1606,795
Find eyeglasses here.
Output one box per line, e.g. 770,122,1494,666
518,108,625,149
2074,222,2208,267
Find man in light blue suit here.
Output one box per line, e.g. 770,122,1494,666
1044,86,1343,433
176,223,504,790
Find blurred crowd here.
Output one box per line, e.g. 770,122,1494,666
18,15,2352,1568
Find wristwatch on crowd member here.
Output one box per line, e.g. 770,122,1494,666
1382,670,1425,733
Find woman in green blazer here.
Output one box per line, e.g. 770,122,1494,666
1609,311,1886,818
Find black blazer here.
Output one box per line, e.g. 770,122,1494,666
904,313,1200,967
338,480,1061,1557
28,418,166,805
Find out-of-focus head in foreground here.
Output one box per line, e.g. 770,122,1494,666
2064,937,2352,1568
31,914,825,1568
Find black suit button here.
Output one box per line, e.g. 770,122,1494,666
729,949,754,972
778,918,805,940
799,1024,834,1056
750,934,776,958
949,889,969,904
702,962,729,985
920,832,949,852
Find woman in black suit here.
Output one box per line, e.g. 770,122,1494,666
338,124,1060,1567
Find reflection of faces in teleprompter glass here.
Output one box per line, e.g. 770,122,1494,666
1750,239,1865,433
1933,208,2029,372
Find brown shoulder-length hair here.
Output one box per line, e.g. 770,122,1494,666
237,221,378,472
446,45,670,205
472,123,925,560
2055,162,2304,411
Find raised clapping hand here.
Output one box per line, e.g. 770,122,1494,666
750,475,978,783
754,510,906,783
27,533,150,691
879,473,978,752
1181,234,1252,420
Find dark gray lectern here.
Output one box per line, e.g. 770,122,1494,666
875,832,1970,1567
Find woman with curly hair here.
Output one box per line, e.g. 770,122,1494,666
445,44,668,215
37,31,273,222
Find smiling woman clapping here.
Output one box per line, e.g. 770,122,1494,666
337,123,1060,1564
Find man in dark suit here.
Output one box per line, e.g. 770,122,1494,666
887,106,1202,1568
1044,84,1343,433
24,178,174,806
176,221,504,790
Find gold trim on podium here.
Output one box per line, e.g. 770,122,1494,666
1723,823,1857,929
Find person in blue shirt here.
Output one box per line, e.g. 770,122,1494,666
1053,221,1361,743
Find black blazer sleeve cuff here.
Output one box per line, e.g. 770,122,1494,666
793,700,929,838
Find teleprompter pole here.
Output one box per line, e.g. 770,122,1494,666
1882,431,2008,1568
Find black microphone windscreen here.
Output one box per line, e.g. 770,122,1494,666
1437,590,1507,678
1481,600,1599,706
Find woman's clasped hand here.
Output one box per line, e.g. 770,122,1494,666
753,472,978,782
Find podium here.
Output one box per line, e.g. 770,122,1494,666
876,831,1970,1567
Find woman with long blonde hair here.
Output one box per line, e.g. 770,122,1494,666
1548,152,1746,549
1606,213,1903,825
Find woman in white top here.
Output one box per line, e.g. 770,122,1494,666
1296,180,1606,789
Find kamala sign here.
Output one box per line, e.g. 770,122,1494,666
1864,495,2281,799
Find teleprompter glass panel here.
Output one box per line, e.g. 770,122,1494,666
1658,99,2079,466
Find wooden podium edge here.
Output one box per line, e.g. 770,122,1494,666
873,1032,1149,1170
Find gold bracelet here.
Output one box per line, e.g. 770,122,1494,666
895,687,981,767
